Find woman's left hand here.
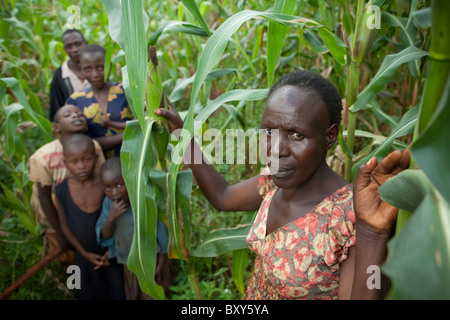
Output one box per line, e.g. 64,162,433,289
353,148,410,234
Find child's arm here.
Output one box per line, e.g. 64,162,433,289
100,199,128,240
94,133,123,153
37,183,70,249
154,103,262,212
55,198,105,268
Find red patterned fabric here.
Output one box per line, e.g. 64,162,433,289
244,173,355,300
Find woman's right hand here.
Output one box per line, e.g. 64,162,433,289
154,99,184,134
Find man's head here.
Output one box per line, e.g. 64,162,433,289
62,29,87,64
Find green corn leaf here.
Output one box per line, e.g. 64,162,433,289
102,0,149,50
316,26,348,65
194,89,269,124
412,72,450,204
1,103,23,159
104,35,114,83
380,169,450,299
351,46,429,112
344,129,408,150
351,105,418,180
0,78,52,142
0,182,36,235
148,20,208,46
149,168,193,261
180,0,211,36
120,0,148,129
382,12,420,76
168,69,241,103
232,248,249,295
191,223,252,257
121,119,165,300
267,0,297,86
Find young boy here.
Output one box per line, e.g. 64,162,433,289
95,157,174,299
29,104,105,263
55,134,125,300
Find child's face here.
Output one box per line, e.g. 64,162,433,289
63,143,97,182
54,105,87,136
101,170,130,204
80,51,106,89
261,85,335,189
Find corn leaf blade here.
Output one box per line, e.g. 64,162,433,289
121,119,165,300
380,170,450,299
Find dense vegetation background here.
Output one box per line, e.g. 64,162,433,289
1,0,448,300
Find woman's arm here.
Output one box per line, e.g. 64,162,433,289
349,149,410,299
155,104,262,212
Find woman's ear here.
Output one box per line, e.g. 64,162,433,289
325,123,339,151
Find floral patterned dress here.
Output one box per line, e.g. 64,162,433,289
244,172,356,300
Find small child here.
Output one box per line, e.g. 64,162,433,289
29,104,105,263
54,134,125,300
95,157,174,299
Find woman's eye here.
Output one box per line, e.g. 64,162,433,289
291,132,304,140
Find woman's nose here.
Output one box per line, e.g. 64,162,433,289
270,131,289,158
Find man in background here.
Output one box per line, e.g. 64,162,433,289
49,29,89,121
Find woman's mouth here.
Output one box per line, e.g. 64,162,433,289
270,166,294,178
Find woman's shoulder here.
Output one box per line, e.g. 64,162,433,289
314,183,354,221
257,167,276,198
332,183,353,202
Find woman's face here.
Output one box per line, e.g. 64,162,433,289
80,51,106,89
261,85,337,189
